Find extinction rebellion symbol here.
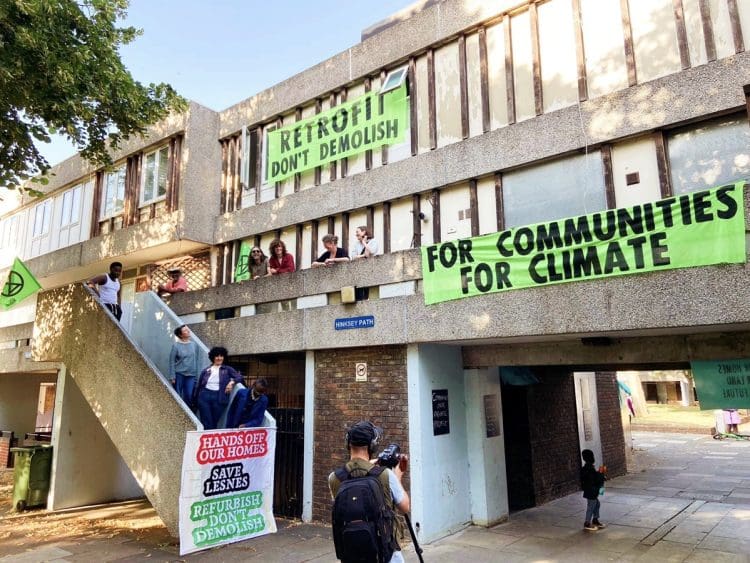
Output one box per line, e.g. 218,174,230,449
235,255,249,277
2,270,24,298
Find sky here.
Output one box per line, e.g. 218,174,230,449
40,0,414,167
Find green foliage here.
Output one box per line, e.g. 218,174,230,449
0,0,187,190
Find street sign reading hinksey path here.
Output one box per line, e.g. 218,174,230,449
421,182,746,305
266,84,408,183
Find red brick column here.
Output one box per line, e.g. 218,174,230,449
312,345,409,522
596,371,627,477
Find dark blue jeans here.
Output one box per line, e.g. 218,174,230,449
197,389,223,430
585,498,600,523
174,373,196,407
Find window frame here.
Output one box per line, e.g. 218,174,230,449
100,164,127,220
140,145,170,206
31,199,52,240
60,185,82,229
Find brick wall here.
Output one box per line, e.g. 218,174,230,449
527,368,581,504
596,371,627,478
313,345,409,522
0,432,12,468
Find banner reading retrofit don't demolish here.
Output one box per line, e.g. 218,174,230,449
266,84,408,183
421,181,746,305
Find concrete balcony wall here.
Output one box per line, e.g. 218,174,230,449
0,323,58,374
174,244,750,360
32,283,199,535
215,54,750,243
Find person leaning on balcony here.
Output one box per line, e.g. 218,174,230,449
168,325,201,407
193,346,243,430
268,239,295,274
87,261,123,321
311,234,349,268
157,268,188,296
249,246,270,279
350,226,379,260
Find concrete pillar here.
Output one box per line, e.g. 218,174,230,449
656,382,669,404
680,381,691,406
48,366,143,510
464,367,508,527
302,350,315,522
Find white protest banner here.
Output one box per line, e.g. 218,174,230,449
179,427,277,555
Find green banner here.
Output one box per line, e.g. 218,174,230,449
692,359,750,409
234,241,251,282
266,83,408,183
421,182,746,305
0,258,41,310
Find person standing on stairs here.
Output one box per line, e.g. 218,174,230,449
87,262,123,321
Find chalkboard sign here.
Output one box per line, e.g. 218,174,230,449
484,394,500,438
432,389,450,436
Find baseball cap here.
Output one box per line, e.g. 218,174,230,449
348,421,381,447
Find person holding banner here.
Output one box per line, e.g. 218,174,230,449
312,234,349,268
87,262,123,321
193,347,244,430
268,239,295,274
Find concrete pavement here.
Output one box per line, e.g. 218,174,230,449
1,431,749,562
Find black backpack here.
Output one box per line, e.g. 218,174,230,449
332,465,396,563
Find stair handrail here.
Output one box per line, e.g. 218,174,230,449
83,283,203,429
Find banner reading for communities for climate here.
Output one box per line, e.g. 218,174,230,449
179,428,277,555
266,83,409,183
421,181,746,305
691,359,750,409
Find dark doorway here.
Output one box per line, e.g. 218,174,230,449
501,383,536,511
229,352,305,518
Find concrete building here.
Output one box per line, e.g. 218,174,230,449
1,0,749,544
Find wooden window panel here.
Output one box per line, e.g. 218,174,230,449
673,0,691,70
407,60,417,157
220,139,229,213
310,220,319,264
274,118,283,199
495,173,505,232
412,194,422,248
431,189,441,243
504,17,516,125
699,0,717,62
427,49,437,150
654,131,673,198
296,224,303,270
728,0,745,54
90,172,104,238
233,135,242,211
364,78,373,170
600,145,617,209
294,108,303,192
478,27,491,133
530,3,544,116
572,0,588,101
339,90,348,178
458,35,470,139
383,201,391,254
469,179,479,236
620,0,638,86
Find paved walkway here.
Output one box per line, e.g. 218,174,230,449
1,431,749,562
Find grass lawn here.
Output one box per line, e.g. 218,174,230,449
632,404,718,429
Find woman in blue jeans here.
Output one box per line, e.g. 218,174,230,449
168,325,202,407
193,347,243,430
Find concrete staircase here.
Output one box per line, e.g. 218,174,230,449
32,283,203,535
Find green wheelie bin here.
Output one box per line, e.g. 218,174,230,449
10,445,53,511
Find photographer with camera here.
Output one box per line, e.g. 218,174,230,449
329,421,411,563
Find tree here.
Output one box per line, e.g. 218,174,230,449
0,0,186,191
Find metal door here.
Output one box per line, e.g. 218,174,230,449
269,407,304,518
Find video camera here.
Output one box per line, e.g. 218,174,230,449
376,443,405,469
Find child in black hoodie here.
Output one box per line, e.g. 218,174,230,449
580,449,606,531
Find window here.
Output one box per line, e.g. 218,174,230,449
380,65,408,94
668,116,750,195
32,199,52,238
503,152,607,228
101,165,126,219
141,145,169,205
60,186,82,227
